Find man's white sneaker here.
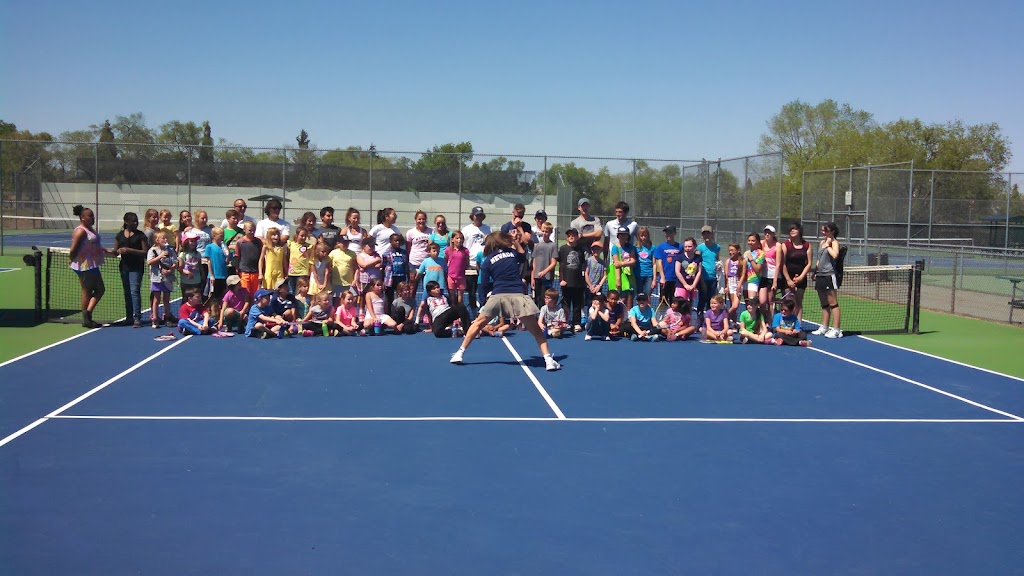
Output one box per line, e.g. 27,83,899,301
811,326,828,336
450,349,465,364
545,356,561,371
584,334,593,341
825,328,843,339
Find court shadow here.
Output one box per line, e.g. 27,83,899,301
0,308,44,328
465,354,569,368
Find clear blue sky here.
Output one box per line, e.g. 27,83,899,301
2,0,1022,172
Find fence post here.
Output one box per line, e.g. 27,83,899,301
457,161,463,231
831,165,837,218
368,150,374,217
800,170,806,230
928,171,935,242
187,147,192,213
94,143,100,225
950,250,958,314
777,153,783,231
865,164,872,241
0,140,5,256
703,160,710,226
907,159,914,247
741,156,748,235
680,161,686,234
715,159,721,226
1006,173,1013,250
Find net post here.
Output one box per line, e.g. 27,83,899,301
0,140,5,256
911,259,923,334
950,250,958,314
23,248,43,324
45,248,53,322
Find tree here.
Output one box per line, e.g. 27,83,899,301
198,121,214,163
98,120,118,160
414,142,473,171
296,130,310,149
758,99,875,172
156,120,203,160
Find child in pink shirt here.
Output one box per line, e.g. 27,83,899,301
445,230,470,306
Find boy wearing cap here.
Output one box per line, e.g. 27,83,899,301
654,226,682,306
585,240,607,300
571,198,602,244
534,210,553,243
461,207,491,314
246,288,287,338
558,228,586,331
531,221,558,307
219,275,249,333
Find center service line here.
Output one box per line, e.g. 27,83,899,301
501,336,566,419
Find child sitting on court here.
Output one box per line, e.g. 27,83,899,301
659,297,697,341
302,291,342,336
272,279,297,322
585,294,611,341
626,293,665,341
363,278,403,334
177,289,213,335
417,280,472,338
772,297,809,347
218,274,250,333
389,281,418,334
538,288,568,338
703,294,735,342
738,298,774,344
481,312,511,338
333,291,361,335
606,289,625,338
246,288,290,338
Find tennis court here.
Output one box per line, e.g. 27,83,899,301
2,322,1023,574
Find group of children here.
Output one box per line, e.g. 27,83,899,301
139,204,811,347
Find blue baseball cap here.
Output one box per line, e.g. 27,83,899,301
254,288,274,300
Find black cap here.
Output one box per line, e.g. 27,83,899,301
616,226,630,235
535,210,547,219
470,206,485,216
663,225,677,233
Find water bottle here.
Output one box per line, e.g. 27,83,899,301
451,319,460,338
373,319,382,336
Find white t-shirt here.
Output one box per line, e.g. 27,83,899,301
255,217,291,240
405,227,431,267
603,219,638,245
461,223,491,271
369,224,401,256
570,214,602,238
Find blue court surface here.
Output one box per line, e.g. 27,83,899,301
2,328,1023,574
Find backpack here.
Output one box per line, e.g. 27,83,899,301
835,245,848,288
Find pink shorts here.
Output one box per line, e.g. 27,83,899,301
674,286,695,301
447,276,467,290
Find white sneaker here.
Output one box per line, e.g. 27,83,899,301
545,356,561,371
450,349,465,364
584,334,592,341
811,325,828,336
825,328,843,339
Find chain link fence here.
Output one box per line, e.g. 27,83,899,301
802,163,1023,249
1,141,783,255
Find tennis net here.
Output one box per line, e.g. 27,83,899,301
800,263,922,334
43,247,180,325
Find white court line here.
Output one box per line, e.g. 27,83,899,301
858,335,1024,384
0,297,183,371
0,335,192,448
500,337,566,419
0,267,21,273
809,347,1024,421
47,414,1022,424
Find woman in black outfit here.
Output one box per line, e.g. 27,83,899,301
778,222,813,325
114,212,149,327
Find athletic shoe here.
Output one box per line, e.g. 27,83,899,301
545,356,561,371
825,328,843,339
811,325,828,336
762,337,774,345
152,321,159,329
647,335,660,342
799,339,811,347
574,325,583,333
630,334,638,341
667,333,677,342
604,336,611,341
584,334,593,341
450,349,465,365
302,330,314,337
774,338,783,346
133,319,142,328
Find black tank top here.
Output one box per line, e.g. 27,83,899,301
784,240,808,275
